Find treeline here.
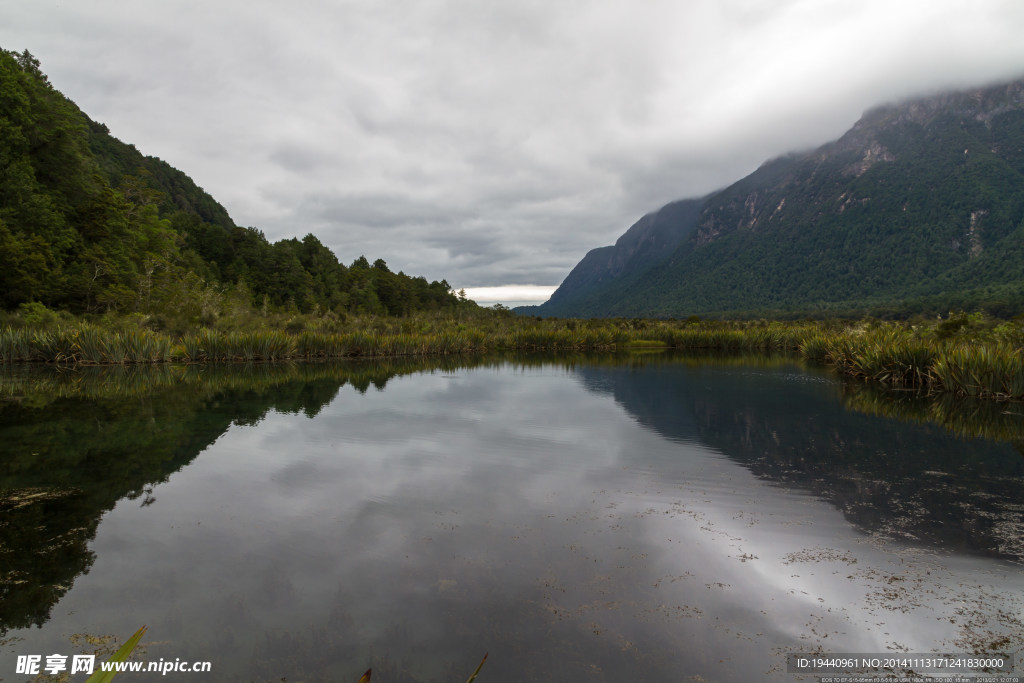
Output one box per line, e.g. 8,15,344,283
0,48,467,325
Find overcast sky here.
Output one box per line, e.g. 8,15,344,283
4,1,1024,305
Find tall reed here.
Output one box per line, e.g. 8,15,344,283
824,329,937,386
930,343,1024,399
0,328,32,362
3,317,1023,401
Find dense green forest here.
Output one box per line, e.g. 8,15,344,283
0,48,467,328
530,78,1024,319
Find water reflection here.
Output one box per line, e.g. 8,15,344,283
574,354,1024,562
1,355,1022,682
0,359,484,638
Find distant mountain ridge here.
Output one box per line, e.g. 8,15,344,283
540,197,704,310
526,77,1024,318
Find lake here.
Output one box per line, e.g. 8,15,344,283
1,353,1022,682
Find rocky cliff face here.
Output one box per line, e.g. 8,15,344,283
530,77,1024,318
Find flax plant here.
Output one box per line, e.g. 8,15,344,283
823,328,936,386
798,333,834,363
31,328,78,363
930,342,1024,398
74,325,108,364
3,313,1023,401
0,327,32,362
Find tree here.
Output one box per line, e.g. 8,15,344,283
0,48,466,318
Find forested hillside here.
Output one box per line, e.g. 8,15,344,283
0,48,464,324
530,78,1024,319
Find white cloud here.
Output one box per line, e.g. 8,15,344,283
462,285,558,307
2,0,1023,288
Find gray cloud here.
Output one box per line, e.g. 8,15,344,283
3,0,1024,291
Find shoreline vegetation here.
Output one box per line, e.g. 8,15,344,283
2,304,1023,401
3,47,1021,404
3,353,1022,445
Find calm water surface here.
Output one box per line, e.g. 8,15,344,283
1,355,1022,682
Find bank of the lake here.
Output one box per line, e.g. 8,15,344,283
2,312,1024,400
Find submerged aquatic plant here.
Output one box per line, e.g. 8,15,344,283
83,625,147,683
355,653,487,683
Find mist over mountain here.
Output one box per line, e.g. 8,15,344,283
526,78,1024,319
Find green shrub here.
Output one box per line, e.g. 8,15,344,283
17,301,59,327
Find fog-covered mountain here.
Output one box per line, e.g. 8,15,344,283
525,78,1024,319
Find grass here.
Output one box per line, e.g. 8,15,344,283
797,321,1024,399
930,342,1024,399
0,318,815,363
3,312,1023,400
820,328,938,386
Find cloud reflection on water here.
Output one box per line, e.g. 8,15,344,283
2,358,1022,681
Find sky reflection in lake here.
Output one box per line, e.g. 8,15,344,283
1,357,1022,682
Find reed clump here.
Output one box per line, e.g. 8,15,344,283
929,342,1024,399
795,321,1024,399
0,325,176,364
181,329,296,361
822,328,937,386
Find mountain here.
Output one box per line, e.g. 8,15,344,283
536,197,704,313
0,48,464,322
528,78,1024,319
